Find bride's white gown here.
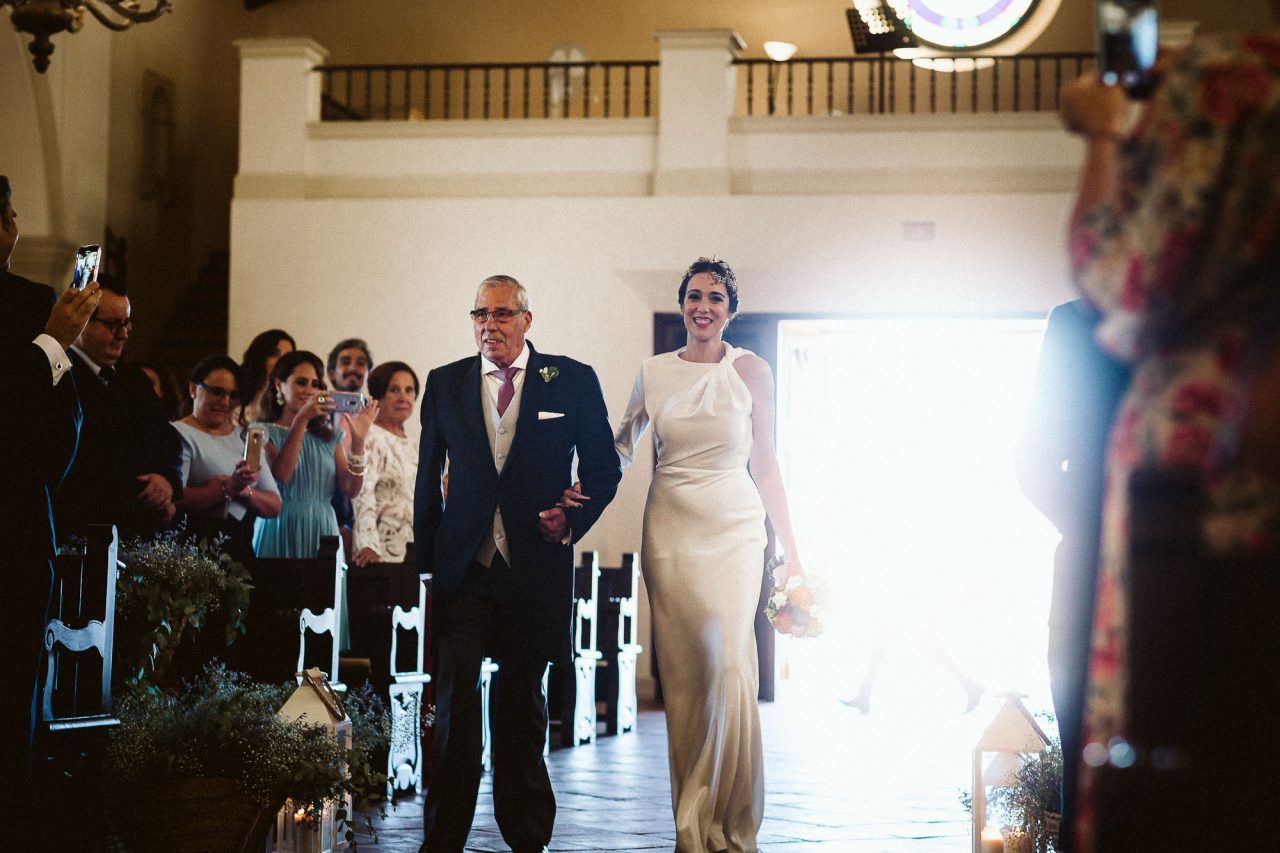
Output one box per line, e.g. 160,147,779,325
616,343,767,853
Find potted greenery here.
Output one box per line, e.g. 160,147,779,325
113,528,252,689
105,665,389,852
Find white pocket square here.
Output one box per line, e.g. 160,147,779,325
538,411,565,420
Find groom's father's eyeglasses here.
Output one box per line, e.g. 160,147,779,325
470,309,523,323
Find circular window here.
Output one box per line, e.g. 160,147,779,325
895,0,1046,51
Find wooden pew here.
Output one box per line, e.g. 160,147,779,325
240,536,345,688
595,552,642,736
38,523,120,845
547,552,601,748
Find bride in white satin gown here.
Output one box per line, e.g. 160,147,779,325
611,258,807,853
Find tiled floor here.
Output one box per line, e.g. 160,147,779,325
356,682,985,852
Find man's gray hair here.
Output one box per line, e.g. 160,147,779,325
477,275,529,312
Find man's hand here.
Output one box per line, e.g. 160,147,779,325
136,473,175,511
44,282,101,350
353,546,381,567
538,507,569,543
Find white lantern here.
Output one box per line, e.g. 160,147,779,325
271,668,353,853
971,693,1051,853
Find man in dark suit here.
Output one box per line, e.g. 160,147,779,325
414,275,621,853
54,274,183,540
0,174,97,805
1015,298,1129,850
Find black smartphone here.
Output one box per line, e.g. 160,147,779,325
1097,0,1160,99
71,244,102,290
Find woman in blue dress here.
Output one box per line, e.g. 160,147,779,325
252,350,377,558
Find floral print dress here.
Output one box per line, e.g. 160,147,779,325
1070,31,1280,843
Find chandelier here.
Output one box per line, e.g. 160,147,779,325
4,1,172,73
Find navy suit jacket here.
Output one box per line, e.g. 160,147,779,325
1017,299,1130,633
414,342,621,663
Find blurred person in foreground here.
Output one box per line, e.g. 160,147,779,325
0,174,98,841
1061,14,1280,849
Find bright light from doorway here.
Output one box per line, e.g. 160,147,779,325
773,317,1059,728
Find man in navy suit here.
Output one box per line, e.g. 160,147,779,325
0,174,97,811
415,275,621,853
1016,298,1129,850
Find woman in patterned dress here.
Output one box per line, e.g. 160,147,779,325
352,361,420,567
1061,14,1280,848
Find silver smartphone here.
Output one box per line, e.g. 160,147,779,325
71,244,102,290
329,390,367,414
243,426,265,474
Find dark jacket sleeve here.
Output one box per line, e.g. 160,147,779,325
413,368,447,577
563,363,622,543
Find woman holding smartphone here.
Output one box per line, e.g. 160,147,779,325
251,350,377,559
173,355,281,564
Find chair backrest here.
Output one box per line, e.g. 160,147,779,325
43,524,118,726
597,551,640,651
573,551,600,657
389,576,427,678
243,536,343,685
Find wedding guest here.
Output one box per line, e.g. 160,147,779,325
1061,17,1280,848
327,337,374,558
252,350,376,558
352,361,419,567
56,274,183,540
137,359,183,420
1,173,97,839
173,355,282,564
1015,298,1129,849
239,328,295,426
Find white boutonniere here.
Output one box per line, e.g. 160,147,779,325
539,366,559,383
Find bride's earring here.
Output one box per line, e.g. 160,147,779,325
276,389,284,405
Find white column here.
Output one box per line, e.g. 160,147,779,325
233,38,328,198
653,29,744,196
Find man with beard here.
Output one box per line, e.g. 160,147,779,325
328,338,373,561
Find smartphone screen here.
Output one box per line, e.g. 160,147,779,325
71,244,102,290
1098,0,1159,99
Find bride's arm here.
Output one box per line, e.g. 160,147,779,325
614,367,650,470
736,354,804,576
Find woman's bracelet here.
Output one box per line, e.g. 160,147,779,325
348,452,367,465
219,479,232,501
346,465,366,477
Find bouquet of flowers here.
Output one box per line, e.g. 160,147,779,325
764,555,825,638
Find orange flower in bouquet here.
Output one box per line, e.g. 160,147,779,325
763,556,825,638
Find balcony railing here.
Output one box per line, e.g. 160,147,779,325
735,53,1097,116
316,61,659,121
314,52,1096,123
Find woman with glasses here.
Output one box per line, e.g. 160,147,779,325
173,356,282,563
251,350,377,559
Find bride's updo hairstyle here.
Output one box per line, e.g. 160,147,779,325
678,257,740,314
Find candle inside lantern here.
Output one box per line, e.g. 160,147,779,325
981,825,1005,853
294,806,307,825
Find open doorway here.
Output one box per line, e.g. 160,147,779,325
774,317,1059,720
